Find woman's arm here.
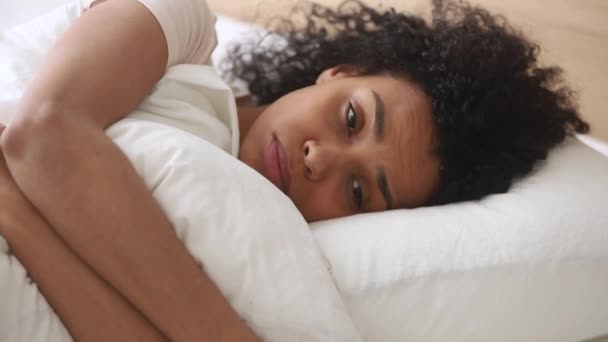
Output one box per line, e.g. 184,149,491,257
0,147,167,342
0,1,257,340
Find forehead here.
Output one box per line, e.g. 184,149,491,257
360,74,441,209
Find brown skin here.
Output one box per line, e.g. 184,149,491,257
0,140,167,341
238,65,442,222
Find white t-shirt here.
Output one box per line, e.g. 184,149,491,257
1,0,238,156
86,0,218,67
135,0,218,68
101,0,239,155
126,64,240,157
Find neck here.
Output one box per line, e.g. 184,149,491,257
236,95,267,143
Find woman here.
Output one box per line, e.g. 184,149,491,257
0,0,589,340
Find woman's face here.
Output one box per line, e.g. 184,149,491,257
238,65,441,222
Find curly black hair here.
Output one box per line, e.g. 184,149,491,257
222,0,590,206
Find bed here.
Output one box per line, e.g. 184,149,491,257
1,1,608,341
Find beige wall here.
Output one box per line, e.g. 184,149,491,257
208,0,608,141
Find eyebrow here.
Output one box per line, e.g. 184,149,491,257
372,90,385,142
376,167,393,210
371,91,392,209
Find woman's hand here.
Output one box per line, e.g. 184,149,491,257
2,118,258,341
0,123,169,341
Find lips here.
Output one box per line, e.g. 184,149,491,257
264,133,291,194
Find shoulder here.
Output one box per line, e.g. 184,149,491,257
87,0,218,67
137,0,218,67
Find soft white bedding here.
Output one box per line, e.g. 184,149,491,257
0,2,361,341
313,137,608,341
2,1,608,342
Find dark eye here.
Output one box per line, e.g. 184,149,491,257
352,176,363,209
346,102,357,135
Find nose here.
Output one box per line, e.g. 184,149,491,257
302,140,338,181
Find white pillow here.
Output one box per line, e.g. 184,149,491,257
312,138,608,341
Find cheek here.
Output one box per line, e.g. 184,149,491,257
288,176,349,222
280,109,324,133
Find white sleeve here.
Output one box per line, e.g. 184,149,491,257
136,0,218,67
